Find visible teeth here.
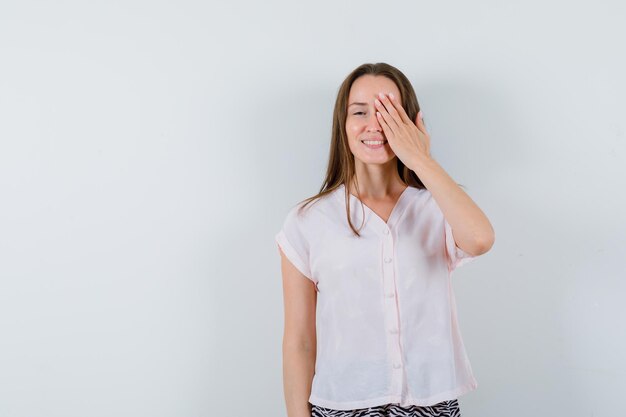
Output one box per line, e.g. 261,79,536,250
362,140,385,145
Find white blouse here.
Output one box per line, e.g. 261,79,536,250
275,183,481,410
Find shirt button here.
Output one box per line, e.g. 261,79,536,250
383,228,389,235
386,292,395,298
389,328,399,334
384,257,392,263
393,363,402,369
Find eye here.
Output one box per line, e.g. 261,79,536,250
354,112,365,115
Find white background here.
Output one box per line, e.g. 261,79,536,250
1,1,625,416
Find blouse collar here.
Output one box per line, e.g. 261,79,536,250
334,183,414,234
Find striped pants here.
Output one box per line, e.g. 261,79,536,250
311,399,460,417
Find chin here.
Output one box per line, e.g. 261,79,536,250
354,155,395,165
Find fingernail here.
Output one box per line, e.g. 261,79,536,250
389,92,394,99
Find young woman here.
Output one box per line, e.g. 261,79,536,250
275,62,495,417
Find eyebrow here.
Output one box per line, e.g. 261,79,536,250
348,102,369,108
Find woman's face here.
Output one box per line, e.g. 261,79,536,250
346,75,402,166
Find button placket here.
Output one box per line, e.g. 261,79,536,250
381,226,403,392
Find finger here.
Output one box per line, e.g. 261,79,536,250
415,110,427,135
374,99,400,138
376,93,401,129
388,92,412,125
376,111,395,140
376,106,399,138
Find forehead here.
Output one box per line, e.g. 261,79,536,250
348,75,400,100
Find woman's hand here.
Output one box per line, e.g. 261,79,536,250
375,92,431,170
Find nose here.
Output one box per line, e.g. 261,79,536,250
366,109,382,132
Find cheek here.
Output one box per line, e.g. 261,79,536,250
346,122,360,137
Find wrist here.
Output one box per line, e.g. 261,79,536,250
408,153,437,173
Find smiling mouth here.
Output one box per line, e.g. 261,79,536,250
361,140,387,145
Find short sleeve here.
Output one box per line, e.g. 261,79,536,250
275,205,316,283
444,219,478,272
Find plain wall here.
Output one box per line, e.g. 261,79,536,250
1,1,624,416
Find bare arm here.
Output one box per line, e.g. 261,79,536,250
279,245,317,417
409,155,495,256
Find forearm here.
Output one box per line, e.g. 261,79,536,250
283,344,316,417
409,154,495,255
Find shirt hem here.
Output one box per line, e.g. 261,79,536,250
309,379,477,410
